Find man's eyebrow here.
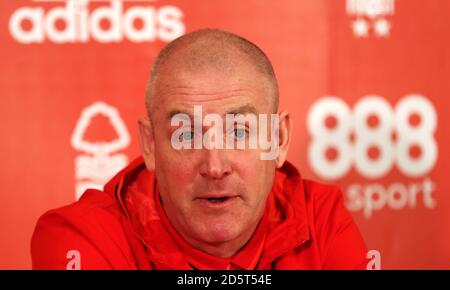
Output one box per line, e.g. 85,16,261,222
167,109,193,122
166,104,259,122
225,104,258,116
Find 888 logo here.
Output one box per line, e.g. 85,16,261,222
307,95,438,218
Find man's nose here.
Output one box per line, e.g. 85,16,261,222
199,149,232,179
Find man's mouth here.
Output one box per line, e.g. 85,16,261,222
195,193,239,207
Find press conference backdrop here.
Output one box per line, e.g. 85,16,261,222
1,0,449,269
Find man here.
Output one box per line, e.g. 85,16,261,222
31,29,368,270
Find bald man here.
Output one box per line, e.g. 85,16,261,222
31,29,368,270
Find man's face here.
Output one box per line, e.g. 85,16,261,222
147,61,277,248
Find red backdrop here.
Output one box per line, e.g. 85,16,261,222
1,0,449,269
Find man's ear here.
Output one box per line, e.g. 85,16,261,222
137,116,155,171
275,110,292,168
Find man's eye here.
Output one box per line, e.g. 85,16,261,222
234,128,246,140
180,131,194,142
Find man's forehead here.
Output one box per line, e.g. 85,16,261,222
155,57,265,92
151,68,272,116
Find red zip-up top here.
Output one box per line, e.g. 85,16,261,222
31,157,368,269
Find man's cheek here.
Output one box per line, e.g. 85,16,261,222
160,149,196,174
232,153,262,174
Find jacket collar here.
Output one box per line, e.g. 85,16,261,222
104,157,310,269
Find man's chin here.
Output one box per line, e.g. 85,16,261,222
194,221,242,245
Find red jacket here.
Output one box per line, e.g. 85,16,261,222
31,157,368,270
